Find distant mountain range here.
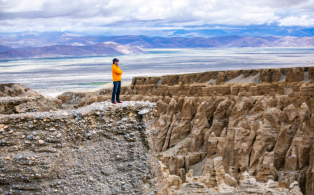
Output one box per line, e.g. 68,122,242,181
1,33,314,48
0,33,313,59
89,35,314,48
0,42,145,59
0,45,13,53
171,27,314,38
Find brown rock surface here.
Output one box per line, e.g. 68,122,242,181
0,83,60,114
286,67,305,82
117,66,314,195
63,66,314,195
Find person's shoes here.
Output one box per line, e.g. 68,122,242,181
112,102,116,104
117,101,123,103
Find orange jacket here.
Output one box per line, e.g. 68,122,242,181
112,64,123,81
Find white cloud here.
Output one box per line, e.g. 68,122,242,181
279,15,314,26
0,0,44,12
0,0,313,33
246,0,310,8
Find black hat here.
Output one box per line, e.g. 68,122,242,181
113,58,119,63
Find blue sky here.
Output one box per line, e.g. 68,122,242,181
0,0,314,37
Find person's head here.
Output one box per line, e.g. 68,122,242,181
113,58,119,65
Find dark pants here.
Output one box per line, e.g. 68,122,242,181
112,81,121,103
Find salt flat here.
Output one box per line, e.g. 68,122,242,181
0,48,313,97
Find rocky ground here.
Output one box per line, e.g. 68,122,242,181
0,101,162,194
0,83,62,114
56,66,314,194
1,66,314,194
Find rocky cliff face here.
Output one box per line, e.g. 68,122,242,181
0,101,163,194
61,66,314,194
1,66,314,194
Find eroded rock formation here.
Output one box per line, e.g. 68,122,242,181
1,66,314,194
60,66,314,194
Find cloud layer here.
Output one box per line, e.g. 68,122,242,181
0,0,314,33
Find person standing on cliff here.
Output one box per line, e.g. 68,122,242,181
112,58,123,104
